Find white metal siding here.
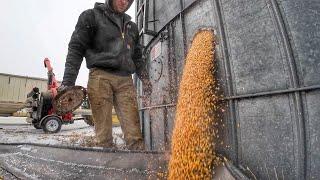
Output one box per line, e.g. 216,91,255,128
0,74,48,103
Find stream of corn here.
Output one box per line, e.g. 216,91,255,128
168,30,221,180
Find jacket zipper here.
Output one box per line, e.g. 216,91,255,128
121,22,128,65
122,21,128,43
121,17,125,39
121,21,127,40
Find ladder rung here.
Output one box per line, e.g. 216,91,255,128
139,29,144,36
137,4,144,16
145,30,157,36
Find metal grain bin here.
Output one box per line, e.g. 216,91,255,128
0,73,48,115
135,0,320,179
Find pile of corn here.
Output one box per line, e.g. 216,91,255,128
168,30,221,179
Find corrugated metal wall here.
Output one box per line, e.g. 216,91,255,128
0,73,48,103
0,73,48,114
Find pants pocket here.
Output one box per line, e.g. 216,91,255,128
87,76,105,106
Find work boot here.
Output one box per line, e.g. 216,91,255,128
81,136,96,147
126,140,145,151
94,136,116,149
98,141,116,149
81,136,116,149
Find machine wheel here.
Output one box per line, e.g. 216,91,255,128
33,123,42,129
41,115,62,133
84,115,94,126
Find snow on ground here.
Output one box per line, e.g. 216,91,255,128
0,117,125,149
0,117,29,124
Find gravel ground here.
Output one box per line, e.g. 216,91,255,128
0,168,17,180
0,117,125,148
0,118,168,179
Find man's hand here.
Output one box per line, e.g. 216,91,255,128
57,84,70,93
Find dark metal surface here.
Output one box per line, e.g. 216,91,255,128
212,0,239,165
268,1,306,178
136,0,320,179
0,144,168,180
0,144,249,180
142,0,199,54
53,86,86,115
221,160,251,180
223,85,320,101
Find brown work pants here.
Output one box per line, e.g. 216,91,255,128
87,68,143,149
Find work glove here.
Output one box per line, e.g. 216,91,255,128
57,84,70,93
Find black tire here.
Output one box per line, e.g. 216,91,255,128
84,115,94,126
33,123,42,129
41,116,62,133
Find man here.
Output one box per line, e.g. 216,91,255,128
60,0,149,150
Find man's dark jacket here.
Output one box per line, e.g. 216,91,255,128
62,1,146,86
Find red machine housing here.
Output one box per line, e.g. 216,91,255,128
43,58,73,122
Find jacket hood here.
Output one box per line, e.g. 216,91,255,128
104,0,133,14
94,2,132,25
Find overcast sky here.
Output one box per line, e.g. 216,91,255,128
0,0,135,86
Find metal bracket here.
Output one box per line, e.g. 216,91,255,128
144,29,158,37
137,0,158,38
159,29,169,42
